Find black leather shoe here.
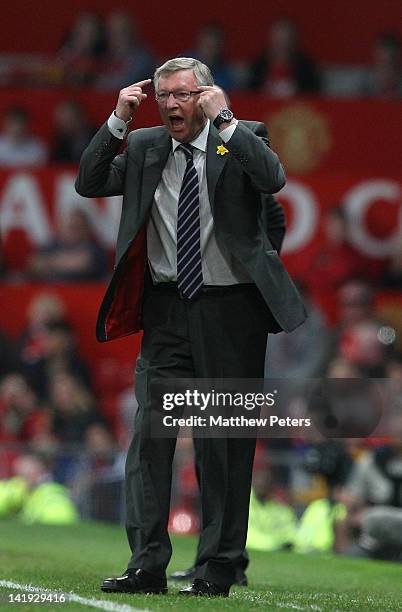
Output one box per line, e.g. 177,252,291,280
169,566,196,581
101,568,167,594
179,578,229,597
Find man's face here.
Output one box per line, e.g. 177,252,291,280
156,69,206,143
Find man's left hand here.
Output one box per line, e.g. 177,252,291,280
197,86,234,125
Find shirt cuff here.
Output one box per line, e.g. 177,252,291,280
219,120,238,143
107,111,131,139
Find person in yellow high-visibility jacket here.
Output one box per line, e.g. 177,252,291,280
294,497,346,553
247,487,297,551
0,454,78,525
0,476,27,517
246,468,297,552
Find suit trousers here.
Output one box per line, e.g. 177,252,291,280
125,280,271,588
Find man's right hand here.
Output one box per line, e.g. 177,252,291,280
115,79,152,121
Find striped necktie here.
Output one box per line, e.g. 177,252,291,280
176,143,203,298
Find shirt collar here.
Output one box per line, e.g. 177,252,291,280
172,119,209,154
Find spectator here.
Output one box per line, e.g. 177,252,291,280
0,106,47,167
47,372,102,445
361,33,402,98
339,415,402,560
96,11,155,90
51,100,96,163
303,206,369,294
84,423,118,469
249,17,320,95
184,23,236,91
338,319,394,378
336,280,377,329
247,468,297,552
0,373,46,477
323,280,393,376
15,292,92,405
0,374,45,445
28,208,108,282
16,292,68,371
0,453,79,524
15,293,66,381
294,441,351,554
18,320,92,401
346,414,402,508
58,11,106,86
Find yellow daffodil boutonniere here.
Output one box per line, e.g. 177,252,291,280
216,144,229,156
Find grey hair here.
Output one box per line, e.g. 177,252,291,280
153,57,214,90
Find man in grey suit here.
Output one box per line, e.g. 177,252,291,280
76,57,305,597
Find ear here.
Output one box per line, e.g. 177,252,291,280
196,97,207,117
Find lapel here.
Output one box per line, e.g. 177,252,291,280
142,129,171,210
206,124,229,215
141,124,229,216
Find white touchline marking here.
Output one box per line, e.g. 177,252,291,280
0,580,150,612
276,604,323,611
232,591,324,611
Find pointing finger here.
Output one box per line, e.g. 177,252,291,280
128,78,152,88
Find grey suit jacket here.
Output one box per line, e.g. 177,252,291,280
76,119,306,341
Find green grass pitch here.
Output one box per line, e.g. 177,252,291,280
0,519,401,611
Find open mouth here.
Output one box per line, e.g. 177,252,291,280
169,115,184,129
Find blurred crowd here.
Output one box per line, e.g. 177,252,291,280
0,100,96,167
0,290,135,522
1,266,402,560
0,14,399,174
0,11,400,97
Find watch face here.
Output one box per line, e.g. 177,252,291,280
220,109,233,121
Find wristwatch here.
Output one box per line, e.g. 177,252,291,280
213,108,234,129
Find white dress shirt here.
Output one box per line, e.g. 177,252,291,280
108,113,251,284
